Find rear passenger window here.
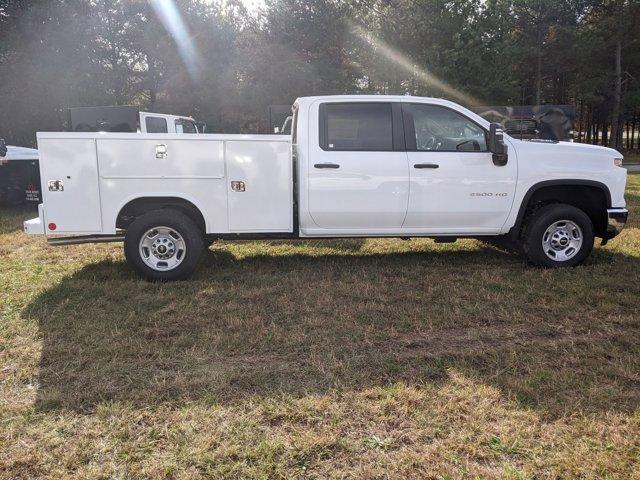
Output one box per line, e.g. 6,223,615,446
321,103,393,151
145,117,168,133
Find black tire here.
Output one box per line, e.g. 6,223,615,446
124,209,204,281
521,203,594,268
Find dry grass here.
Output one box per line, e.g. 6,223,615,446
1,175,640,479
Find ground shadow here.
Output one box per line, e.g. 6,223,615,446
26,243,640,418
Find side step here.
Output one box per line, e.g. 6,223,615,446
47,234,125,246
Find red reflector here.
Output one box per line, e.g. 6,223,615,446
48,223,57,231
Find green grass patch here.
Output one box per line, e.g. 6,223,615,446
0,176,639,478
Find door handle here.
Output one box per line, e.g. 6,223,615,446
414,163,439,169
314,163,340,169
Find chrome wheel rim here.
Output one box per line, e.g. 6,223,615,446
139,226,186,271
541,220,583,262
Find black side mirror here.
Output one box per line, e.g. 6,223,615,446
0,138,7,157
488,123,508,166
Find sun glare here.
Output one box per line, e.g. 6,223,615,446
150,0,203,80
350,22,480,107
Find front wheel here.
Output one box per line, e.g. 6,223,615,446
521,203,594,268
124,209,204,281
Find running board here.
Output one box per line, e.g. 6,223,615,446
47,234,125,246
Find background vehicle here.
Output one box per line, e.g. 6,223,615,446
0,141,41,206
25,95,628,280
0,111,205,208
472,105,576,141
68,106,205,134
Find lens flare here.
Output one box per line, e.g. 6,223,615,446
350,23,480,107
150,0,203,80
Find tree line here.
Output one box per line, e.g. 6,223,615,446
1,0,638,150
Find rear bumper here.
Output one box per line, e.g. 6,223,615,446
605,208,628,239
24,204,45,235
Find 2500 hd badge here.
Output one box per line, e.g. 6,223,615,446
471,192,509,197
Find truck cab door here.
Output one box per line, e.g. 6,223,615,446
401,103,517,233
307,102,409,231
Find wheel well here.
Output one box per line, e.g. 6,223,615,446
116,197,206,233
514,183,609,238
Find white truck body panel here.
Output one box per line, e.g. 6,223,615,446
226,140,293,232
29,95,627,245
38,138,103,233
294,95,626,237
506,138,628,222
36,132,292,235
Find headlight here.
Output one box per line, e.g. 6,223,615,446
614,157,623,167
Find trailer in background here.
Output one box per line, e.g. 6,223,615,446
472,105,576,142
0,142,41,206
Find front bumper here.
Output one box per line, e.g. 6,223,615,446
605,208,628,239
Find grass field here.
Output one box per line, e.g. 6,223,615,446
1,174,639,479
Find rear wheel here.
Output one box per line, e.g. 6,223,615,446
124,209,204,281
521,203,594,267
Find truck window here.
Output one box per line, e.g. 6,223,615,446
145,116,168,133
175,119,197,134
403,104,487,152
320,103,393,151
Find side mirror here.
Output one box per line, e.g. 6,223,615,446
488,123,508,166
0,138,6,157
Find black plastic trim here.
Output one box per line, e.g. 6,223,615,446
391,103,406,151
510,179,612,237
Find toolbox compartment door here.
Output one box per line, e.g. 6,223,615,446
38,138,102,233
226,140,292,232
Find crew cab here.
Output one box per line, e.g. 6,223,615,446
24,95,628,280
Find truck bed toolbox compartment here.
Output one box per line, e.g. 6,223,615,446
38,137,102,233
226,140,292,232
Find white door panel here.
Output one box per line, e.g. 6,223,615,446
308,152,409,229
401,103,517,232
405,152,516,231
226,140,293,232
97,139,224,179
307,101,409,230
38,138,102,233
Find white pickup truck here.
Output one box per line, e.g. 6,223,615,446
25,95,628,280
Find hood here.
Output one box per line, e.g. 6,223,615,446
509,138,622,159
